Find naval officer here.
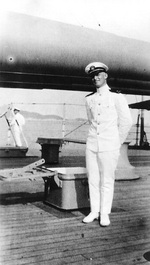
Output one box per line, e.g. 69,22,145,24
10,107,25,147
83,62,132,226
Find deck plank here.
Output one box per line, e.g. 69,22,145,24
0,163,150,264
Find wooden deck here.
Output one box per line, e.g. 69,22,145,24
0,155,150,264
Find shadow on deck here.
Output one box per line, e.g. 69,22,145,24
0,153,150,264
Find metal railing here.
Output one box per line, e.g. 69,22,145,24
1,102,150,150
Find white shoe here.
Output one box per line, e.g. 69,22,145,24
82,212,99,223
100,214,110,226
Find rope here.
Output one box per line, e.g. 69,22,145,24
64,120,88,137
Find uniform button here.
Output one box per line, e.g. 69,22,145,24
98,113,100,115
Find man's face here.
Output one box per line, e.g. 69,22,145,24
92,72,107,88
14,110,19,115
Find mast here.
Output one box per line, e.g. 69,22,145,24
140,96,145,147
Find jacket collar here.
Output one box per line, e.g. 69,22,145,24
96,84,110,95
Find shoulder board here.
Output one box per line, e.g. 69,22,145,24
85,92,95,97
110,89,121,94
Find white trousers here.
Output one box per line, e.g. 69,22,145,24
7,128,22,146
12,128,22,147
14,130,22,146
86,148,120,214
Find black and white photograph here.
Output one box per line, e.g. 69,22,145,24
0,0,150,264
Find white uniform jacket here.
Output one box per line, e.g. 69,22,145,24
85,85,132,152
10,113,25,132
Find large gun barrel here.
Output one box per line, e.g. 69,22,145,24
0,12,150,94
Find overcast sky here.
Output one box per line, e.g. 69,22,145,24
0,0,150,120
1,0,150,41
